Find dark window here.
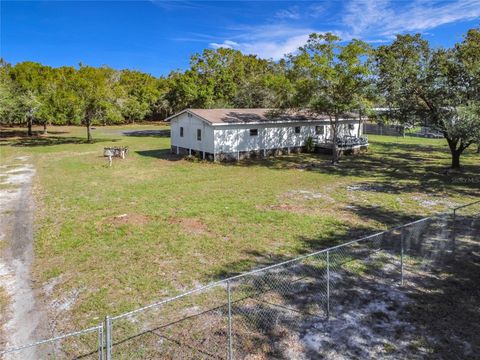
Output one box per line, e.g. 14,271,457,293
295,126,301,134
250,129,258,136
315,125,324,135
348,124,355,130
180,127,184,137
197,129,202,141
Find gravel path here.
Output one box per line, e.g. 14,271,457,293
0,156,44,359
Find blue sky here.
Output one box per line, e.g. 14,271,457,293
1,1,479,77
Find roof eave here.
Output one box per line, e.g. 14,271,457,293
165,109,214,125
211,117,364,126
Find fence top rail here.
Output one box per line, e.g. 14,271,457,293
454,200,480,211
0,324,102,355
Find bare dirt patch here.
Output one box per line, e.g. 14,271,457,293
104,213,152,227
168,217,212,236
0,157,46,357
282,189,328,201
256,204,311,214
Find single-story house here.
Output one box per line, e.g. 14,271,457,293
167,108,366,161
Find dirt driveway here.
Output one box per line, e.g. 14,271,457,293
0,156,44,359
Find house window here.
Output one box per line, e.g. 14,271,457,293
197,129,202,141
250,129,258,136
315,125,324,135
348,124,355,130
295,126,301,134
180,127,184,137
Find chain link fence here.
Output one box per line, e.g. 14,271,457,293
1,325,103,360
1,201,479,359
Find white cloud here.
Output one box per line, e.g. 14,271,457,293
343,0,480,38
239,34,310,59
209,24,329,60
308,3,326,18
207,0,480,60
275,6,300,20
209,40,239,49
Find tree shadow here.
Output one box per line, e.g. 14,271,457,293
214,225,378,281
104,204,479,359
220,140,479,199
399,215,480,358
0,136,117,147
135,149,183,161
349,204,425,226
122,129,171,137
0,129,69,138
217,212,479,358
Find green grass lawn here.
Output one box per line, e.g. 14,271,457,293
1,125,479,331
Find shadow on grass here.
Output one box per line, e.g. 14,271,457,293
101,207,478,359
0,136,117,147
400,215,480,358
136,149,183,161
350,204,420,227
0,129,70,138
214,225,378,281
122,129,170,137
218,141,479,198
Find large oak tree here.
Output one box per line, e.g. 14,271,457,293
287,33,373,164
375,30,480,168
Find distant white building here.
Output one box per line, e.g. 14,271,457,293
167,108,366,161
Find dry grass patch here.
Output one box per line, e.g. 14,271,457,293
104,213,152,227
168,217,213,236
256,204,311,214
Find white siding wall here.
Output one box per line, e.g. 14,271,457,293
170,112,363,154
213,121,362,153
170,113,214,153
337,122,362,137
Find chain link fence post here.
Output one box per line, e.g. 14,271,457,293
98,323,104,360
326,250,330,320
227,281,233,360
105,315,112,360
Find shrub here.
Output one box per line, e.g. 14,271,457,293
305,136,315,153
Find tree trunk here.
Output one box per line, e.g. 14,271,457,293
451,151,461,168
477,144,480,154
445,136,463,169
331,117,339,164
357,109,362,137
86,121,92,143
43,122,48,135
27,117,33,136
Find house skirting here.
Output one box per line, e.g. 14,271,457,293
171,145,304,162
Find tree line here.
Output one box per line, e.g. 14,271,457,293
0,28,479,167
0,49,284,141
